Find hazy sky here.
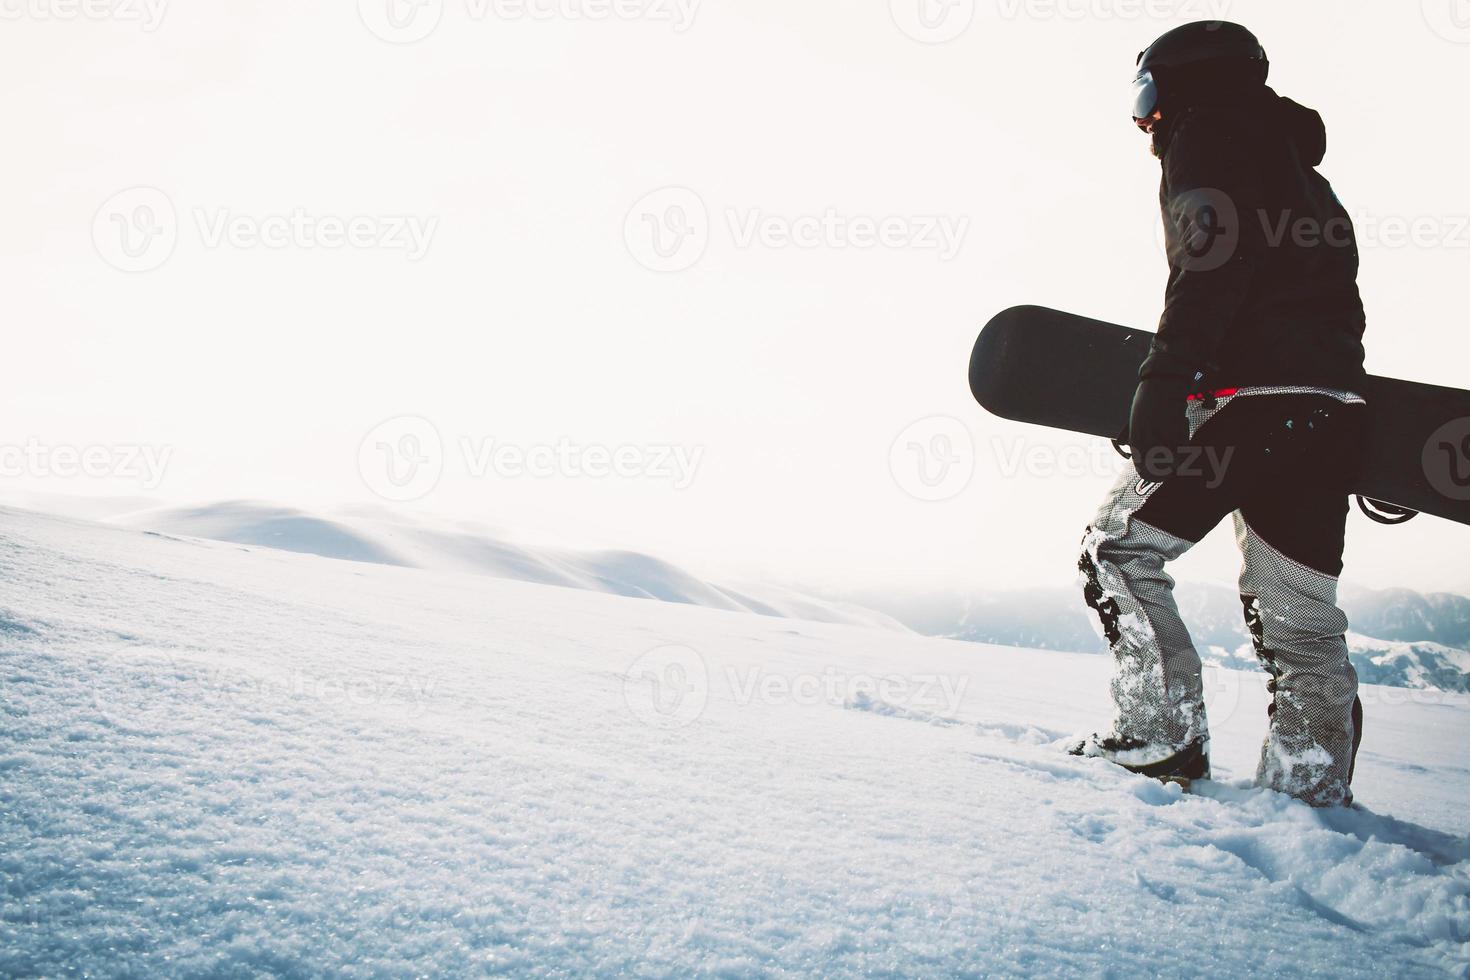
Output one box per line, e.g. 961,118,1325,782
4,0,1469,595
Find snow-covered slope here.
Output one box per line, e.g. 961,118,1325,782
3,506,1469,977
109,501,907,633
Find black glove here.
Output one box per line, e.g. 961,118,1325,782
1127,375,1192,482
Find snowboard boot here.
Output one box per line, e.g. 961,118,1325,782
1067,734,1211,790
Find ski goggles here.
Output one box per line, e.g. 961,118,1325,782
1131,69,1159,124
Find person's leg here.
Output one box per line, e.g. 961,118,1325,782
1231,396,1366,806
1079,476,1211,756
1077,412,1240,762
1236,510,1360,805
1240,566,1363,787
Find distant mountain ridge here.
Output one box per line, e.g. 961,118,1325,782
838,582,1470,694
1342,586,1470,651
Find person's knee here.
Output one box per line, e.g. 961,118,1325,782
1078,526,1118,587
1253,597,1348,654
1078,539,1123,645
1239,594,1267,655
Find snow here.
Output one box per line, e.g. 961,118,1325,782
3,506,1469,977
106,500,910,633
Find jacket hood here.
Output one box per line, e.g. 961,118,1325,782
1152,89,1328,165
1272,93,1327,166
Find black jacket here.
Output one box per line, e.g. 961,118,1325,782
1143,88,1368,391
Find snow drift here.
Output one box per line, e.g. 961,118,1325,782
109,500,908,633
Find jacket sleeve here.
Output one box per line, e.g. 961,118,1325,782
1143,109,1268,381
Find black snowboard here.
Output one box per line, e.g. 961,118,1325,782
969,305,1470,527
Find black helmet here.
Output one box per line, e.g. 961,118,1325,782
1131,21,1268,121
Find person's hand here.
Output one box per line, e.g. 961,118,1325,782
1128,375,1192,481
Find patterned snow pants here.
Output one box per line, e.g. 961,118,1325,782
1079,388,1367,806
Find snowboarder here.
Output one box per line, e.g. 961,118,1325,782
1070,21,1369,807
